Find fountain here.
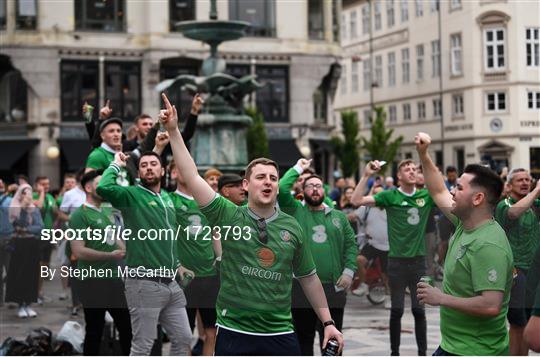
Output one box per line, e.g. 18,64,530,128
156,0,262,172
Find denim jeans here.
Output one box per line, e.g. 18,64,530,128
387,256,427,356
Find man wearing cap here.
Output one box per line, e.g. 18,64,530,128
218,174,246,206
204,168,222,193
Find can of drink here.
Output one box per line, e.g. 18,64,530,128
179,272,194,289
420,276,434,287
84,104,94,121
322,339,339,356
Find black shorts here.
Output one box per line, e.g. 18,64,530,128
185,275,220,329
215,327,300,356
360,244,388,273
437,216,455,241
507,268,531,327
39,241,53,264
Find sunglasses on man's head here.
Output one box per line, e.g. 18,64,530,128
257,218,268,244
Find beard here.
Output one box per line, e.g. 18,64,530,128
304,193,324,207
140,175,160,187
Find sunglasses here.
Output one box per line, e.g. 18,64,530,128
256,218,268,244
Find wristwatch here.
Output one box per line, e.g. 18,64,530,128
323,319,335,327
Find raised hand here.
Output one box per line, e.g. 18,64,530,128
114,152,128,167
415,132,432,155
190,93,204,115
159,93,178,132
296,158,312,171
99,100,113,120
155,131,170,151
364,160,382,176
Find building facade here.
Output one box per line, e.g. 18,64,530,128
335,0,540,177
0,0,342,186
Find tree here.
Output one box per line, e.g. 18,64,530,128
330,111,361,178
245,107,269,160
361,107,403,175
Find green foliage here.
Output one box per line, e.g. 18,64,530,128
331,111,361,178
361,107,403,175
245,107,269,160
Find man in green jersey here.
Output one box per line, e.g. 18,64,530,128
352,159,434,355
414,132,513,356
278,158,357,355
495,168,540,355
96,150,193,356
160,93,343,355
169,158,220,356
70,170,132,355
525,245,540,352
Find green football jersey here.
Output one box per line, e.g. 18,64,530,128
278,166,358,284
171,191,216,277
440,219,513,356
495,197,540,270
86,146,130,186
201,194,316,335
33,192,56,230
69,204,120,279
374,188,435,257
96,163,179,272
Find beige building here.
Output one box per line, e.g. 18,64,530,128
0,0,342,186
335,0,540,177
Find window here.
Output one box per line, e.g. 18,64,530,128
341,14,347,41
486,92,506,112
104,62,141,122
418,101,426,120
350,10,357,39
431,40,440,77
433,98,442,118
363,109,371,128
229,0,275,37
388,105,397,123
313,88,327,123
375,55,383,87
61,61,100,122
374,1,381,31
16,0,38,30
526,28,539,67
351,62,359,93
430,0,439,12
402,48,410,83
363,60,371,91
450,34,462,75
415,0,423,17
450,0,461,10
75,0,125,32
416,44,424,80
403,103,411,121
256,66,288,122
0,0,5,29
400,0,408,22
308,0,325,40
340,64,347,95
452,94,464,117
527,91,540,109
388,52,396,87
331,0,339,42
169,0,195,32
362,5,370,35
0,58,29,123
387,0,394,28
484,28,505,70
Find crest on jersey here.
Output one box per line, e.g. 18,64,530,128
416,198,426,207
456,244,467,259
332,218,341,229
148,201,157,206
181,205,188,212
280,230,291,243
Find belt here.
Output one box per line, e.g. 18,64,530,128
131,275,177,285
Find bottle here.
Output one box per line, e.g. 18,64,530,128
322,339,339,356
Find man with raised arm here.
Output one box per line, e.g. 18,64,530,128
278,158,357,356
414,132,513,356
160,93,343,355
351,159,433,356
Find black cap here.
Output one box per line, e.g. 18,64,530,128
99,117,123,132
218,173,243,191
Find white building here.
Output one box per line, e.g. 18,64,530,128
0,0,341,185
335,0,540,177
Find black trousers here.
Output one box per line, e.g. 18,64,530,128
387,257,427,356
79,278,132,356
291,281,346,356
215,327,301,356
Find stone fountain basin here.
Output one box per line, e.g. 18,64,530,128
175,20,250,44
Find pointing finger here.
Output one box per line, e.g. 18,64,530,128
162,92,173,111
105,99,110,108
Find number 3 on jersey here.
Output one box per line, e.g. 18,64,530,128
407,207,420,225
